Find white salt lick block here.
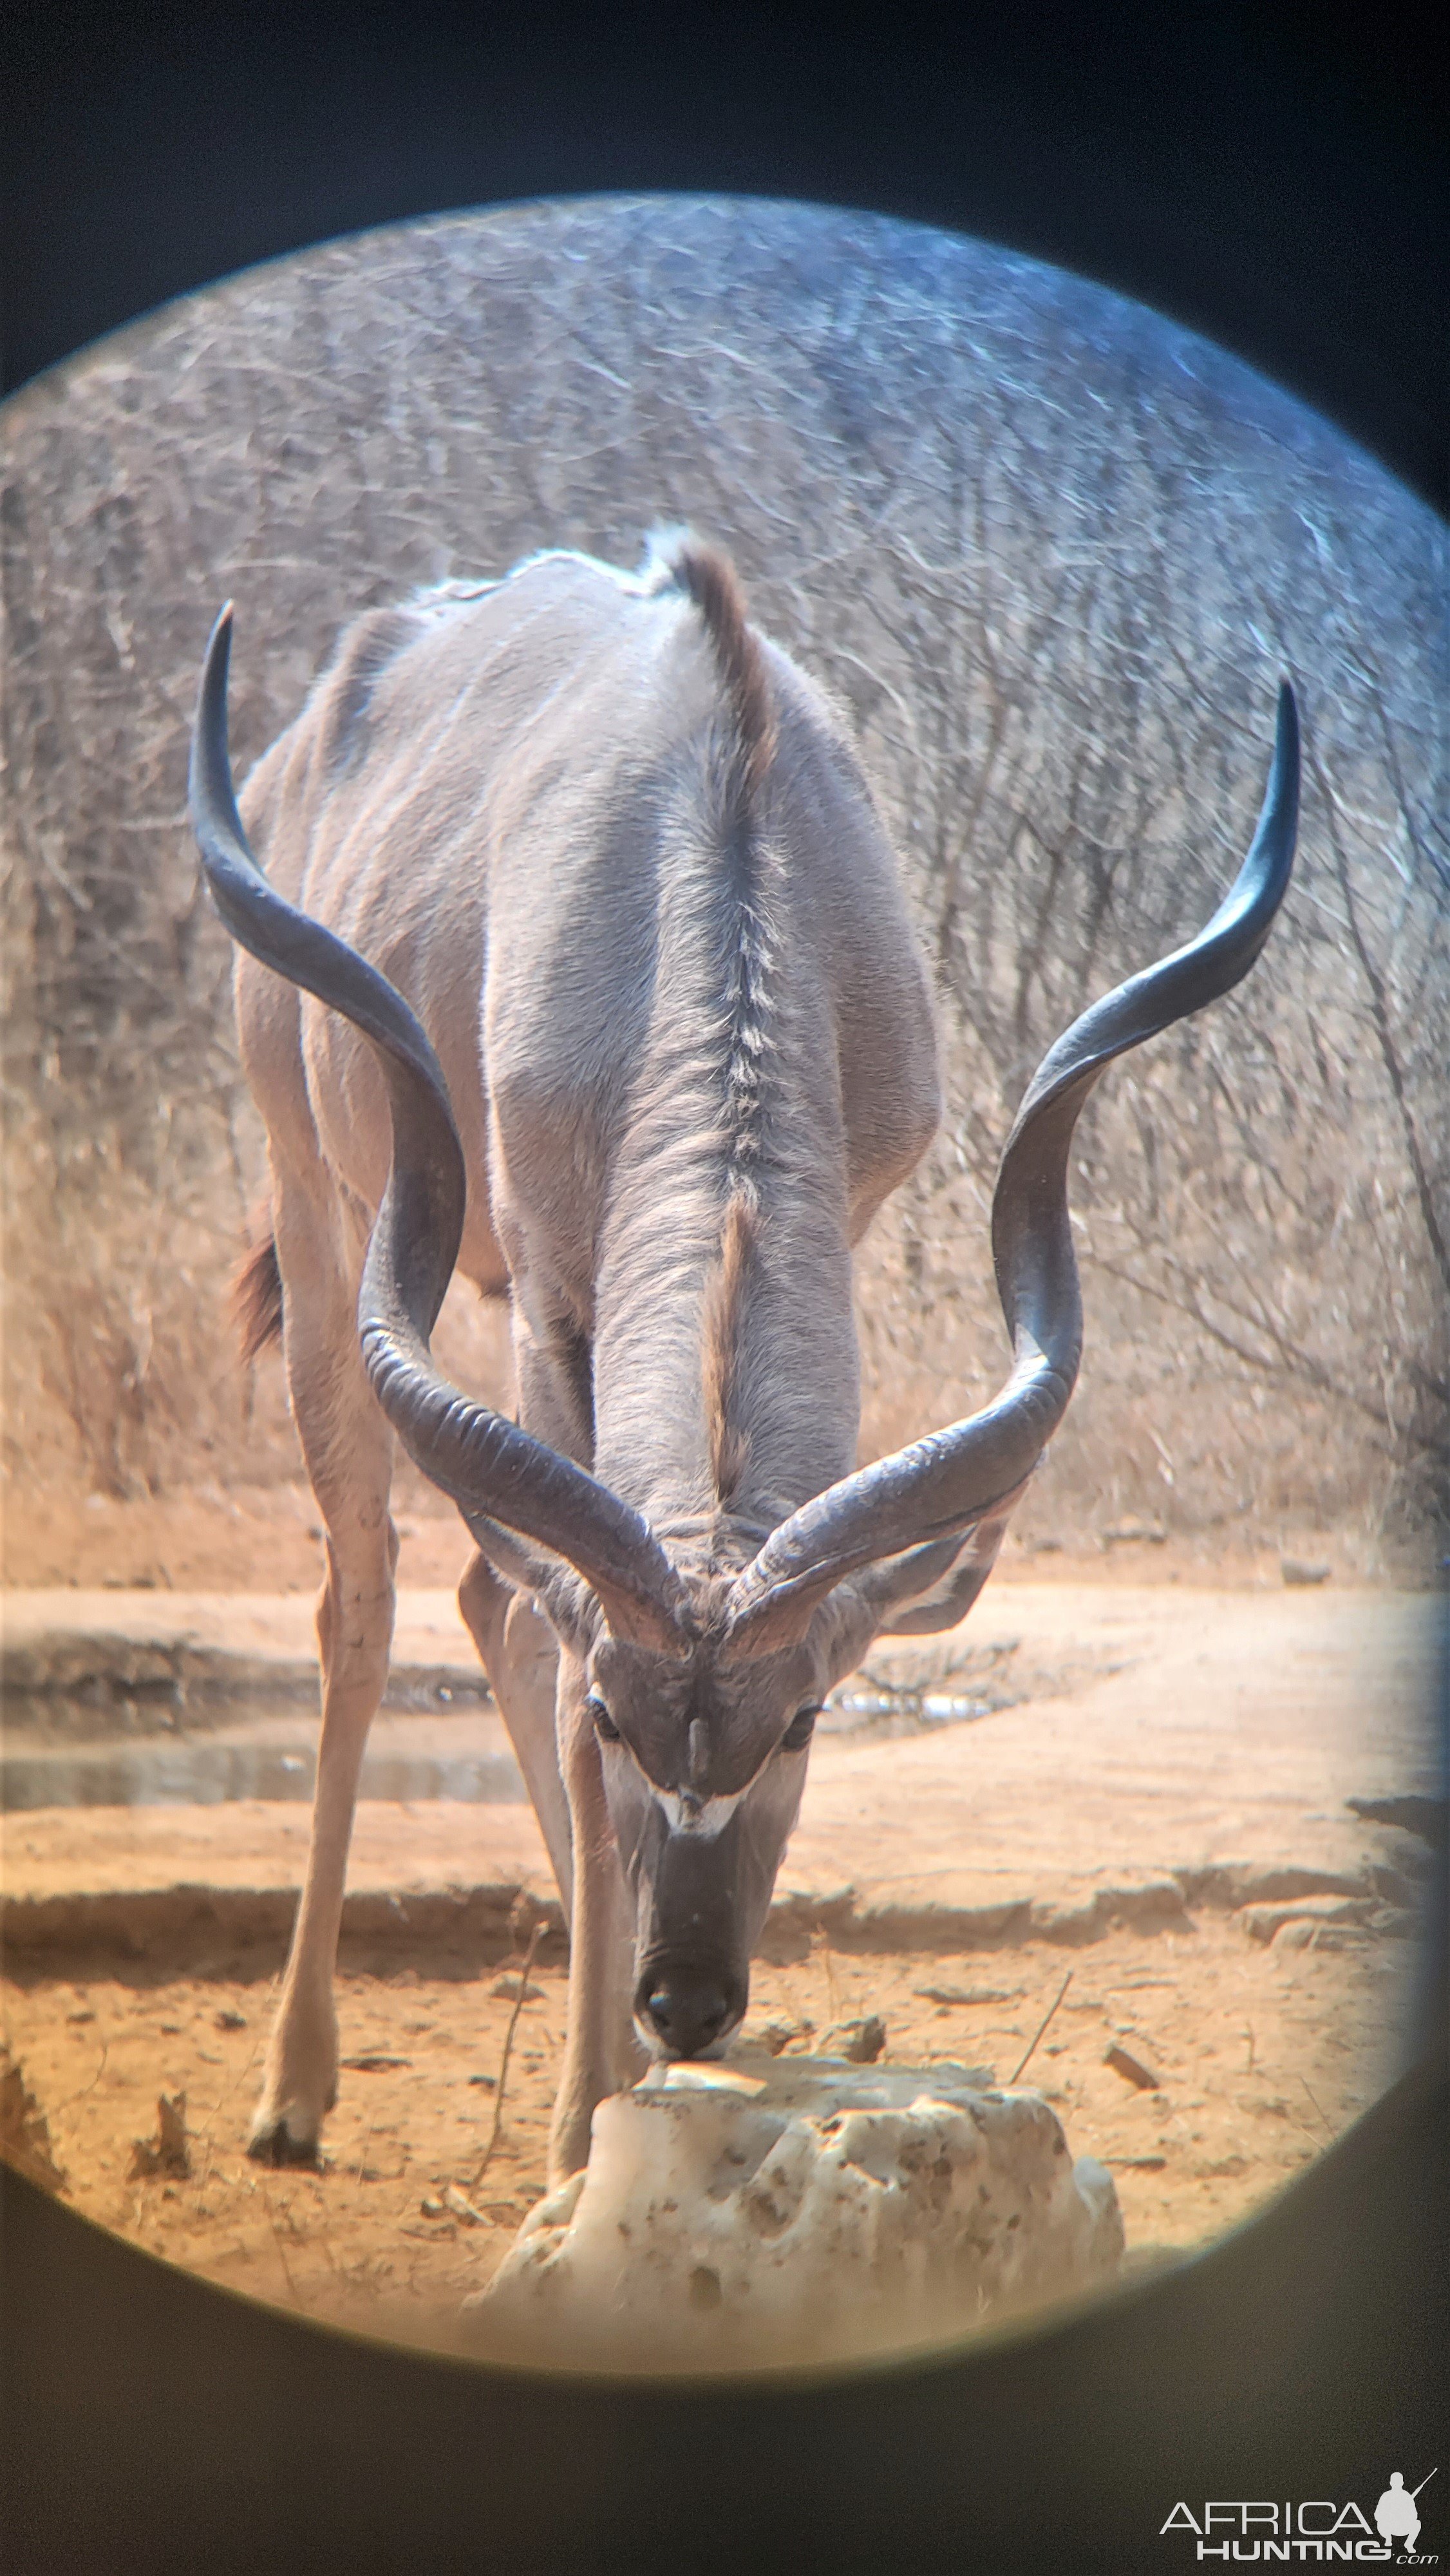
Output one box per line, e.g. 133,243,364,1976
467,2055,1122,2372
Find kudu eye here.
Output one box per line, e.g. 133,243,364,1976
781,1704,820,1752
587,1694,622,1743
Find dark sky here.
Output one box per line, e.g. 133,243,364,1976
4,3,1445,510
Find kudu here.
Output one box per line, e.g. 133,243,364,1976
189,536,1298,2181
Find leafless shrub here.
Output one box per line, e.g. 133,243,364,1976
3,200,1444,1547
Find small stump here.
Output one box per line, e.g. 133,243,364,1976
129,2091,191,2179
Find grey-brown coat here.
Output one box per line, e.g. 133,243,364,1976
190,534,1297,2180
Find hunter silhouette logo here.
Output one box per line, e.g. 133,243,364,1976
1160,2468,1438,2561
1376,2474,1437,2559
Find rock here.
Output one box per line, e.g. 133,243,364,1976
1280,1559,1330,1586
913,1983,1024,2007
1030,1879,1189,1944
751,2019,814,2056
1104,2043,1160,2091
1176,1862,1369,1910
850,1883,1032,1949
1101,1519,1167,1546
442,2184,490,2227
822,2016,888,2063
1346,1794,1447,1852
1266,1898,1415,1948
1239,1895,1372,1944
466,2054,1123,2372
1236,1864,1364,1906
1367,1861,1425,1906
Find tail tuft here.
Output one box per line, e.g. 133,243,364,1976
645,531,777,795
232,1233,283,1362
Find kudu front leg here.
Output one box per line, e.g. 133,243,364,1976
457,1551,573,1915
548,1700,645,2184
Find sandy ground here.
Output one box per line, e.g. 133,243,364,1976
1,1916,1420,2359
2,1558,1442,2367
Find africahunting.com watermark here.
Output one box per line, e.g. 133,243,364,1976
1160,2470,1438,2562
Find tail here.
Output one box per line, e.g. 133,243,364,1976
644,532,777,796
232,1233,283,1362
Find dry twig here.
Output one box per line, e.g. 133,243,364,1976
469,1913,542,2188
258,2179,303,2305
1299,2072,1334,2136
1010,1973,1074,2084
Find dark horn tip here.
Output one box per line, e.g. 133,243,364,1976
1274,678,1301,778
198,603,235,713
192,605,247,849
1271,680,1301,833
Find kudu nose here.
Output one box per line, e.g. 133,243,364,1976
636,1964,744,2060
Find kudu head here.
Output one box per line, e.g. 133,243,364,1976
192,605,1299,2065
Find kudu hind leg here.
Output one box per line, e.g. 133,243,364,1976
249,1181,398,2165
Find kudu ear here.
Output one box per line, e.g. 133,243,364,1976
720,1481,1031,1665
458,1511,598,1653
851,1492,1022,1636
460,1506,695,1660
781,1487,1026,1682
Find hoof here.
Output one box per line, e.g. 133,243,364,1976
247,2116,323,2168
